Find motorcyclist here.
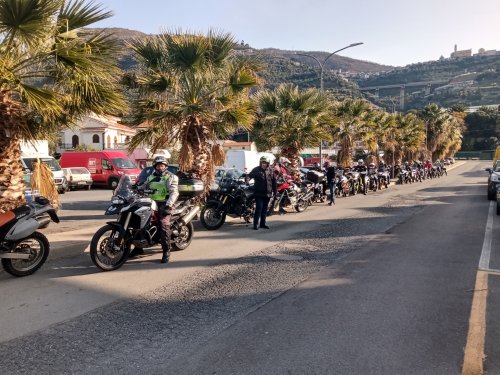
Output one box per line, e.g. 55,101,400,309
137,155,170,186
142,156,179,264
324,161,336,206
353,159,367,192
248,156,276,230
367,162,378,189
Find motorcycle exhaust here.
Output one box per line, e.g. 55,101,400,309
0,252,31,260
180,205,200,225
303,192,314,201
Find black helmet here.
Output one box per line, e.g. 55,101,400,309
314,162,321,168
153,155,168,167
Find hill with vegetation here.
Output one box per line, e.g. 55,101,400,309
92,28,500,111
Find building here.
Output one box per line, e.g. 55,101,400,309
222,141,257,152
58,114,137,151
450,44,472,59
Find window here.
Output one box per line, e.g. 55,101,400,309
92,134,100,143
102,159,112,170
72,135,79,148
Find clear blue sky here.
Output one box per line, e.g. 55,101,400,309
95,0,500,67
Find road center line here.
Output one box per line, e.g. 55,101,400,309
462,201,494,375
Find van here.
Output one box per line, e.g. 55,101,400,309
20,140,67,194
59,151,141,189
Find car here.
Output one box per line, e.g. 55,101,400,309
486,160,500,200
62,167,93,191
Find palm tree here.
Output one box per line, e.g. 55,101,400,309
330,99,374,168
251,84,334,179
418,103,449,158
126,30,261,189
0,0,124,212
393,113,425,163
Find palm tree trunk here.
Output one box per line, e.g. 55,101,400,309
281,146,301,181
0,91,26,213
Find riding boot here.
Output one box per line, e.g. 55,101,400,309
161,248,170,264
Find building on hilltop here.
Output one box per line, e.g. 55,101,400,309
450,44,472,59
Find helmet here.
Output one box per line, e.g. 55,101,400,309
153,155,168,167
314,162,321,168
323,161,331,168
369,162,375,167
358,159,364,166
404,161,409,165
259,156,270,164
279,156,290,164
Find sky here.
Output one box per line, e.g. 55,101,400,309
94,0,500,67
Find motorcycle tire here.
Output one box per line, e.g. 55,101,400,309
172,221,194,251
200,201,227,230
295,198,308,212
90,224,130,271
1,231,50,277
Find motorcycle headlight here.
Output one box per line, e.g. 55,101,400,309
111,198,125,204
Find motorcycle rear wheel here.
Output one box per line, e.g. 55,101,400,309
90,224,130,271
172,222,194,251
295,198,308,212
2,231,49,277
200,202,227,230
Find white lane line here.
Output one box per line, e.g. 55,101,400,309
462,201,495,375
479,201,495,270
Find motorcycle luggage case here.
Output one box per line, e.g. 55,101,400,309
178,178,204,197
306,170,324,183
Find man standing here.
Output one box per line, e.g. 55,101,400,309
248,156,276,230
145,156,179,263
324,160,336,206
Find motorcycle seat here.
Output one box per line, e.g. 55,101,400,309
0,211,15,227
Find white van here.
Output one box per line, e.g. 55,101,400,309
223,150,260,172
20,140,67,193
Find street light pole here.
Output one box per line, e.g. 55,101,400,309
296,42,363,165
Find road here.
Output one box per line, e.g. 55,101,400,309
0,161,498,374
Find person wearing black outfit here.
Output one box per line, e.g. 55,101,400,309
324,161,336,205
353,159,368,192
248,156,277,230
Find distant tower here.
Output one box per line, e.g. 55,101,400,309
454,44,457,52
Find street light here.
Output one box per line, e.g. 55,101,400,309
296,42,364,164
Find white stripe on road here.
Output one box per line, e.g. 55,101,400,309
479,202,495,270
462,201,494,375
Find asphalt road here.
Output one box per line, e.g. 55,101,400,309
0,161,498,374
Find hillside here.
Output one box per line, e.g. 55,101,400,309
91,27,500,110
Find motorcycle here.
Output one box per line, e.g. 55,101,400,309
200,176,255,230
90,174,203,271
305,169,327,203
377,169,390,189
268,179,309,215
0,196,59,276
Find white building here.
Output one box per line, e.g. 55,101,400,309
58,114,137,152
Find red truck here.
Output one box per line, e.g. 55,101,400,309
59,151,141,189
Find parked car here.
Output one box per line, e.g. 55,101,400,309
486,159,500,200
62,167,93,191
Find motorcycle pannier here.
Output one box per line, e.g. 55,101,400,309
178,178,204,198
306,170,324,183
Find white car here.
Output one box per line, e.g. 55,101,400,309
62,167,93,191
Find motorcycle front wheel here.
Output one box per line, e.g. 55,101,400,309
2,231,50,277
90,224,130,271
200,202,227,230
171,222,194,251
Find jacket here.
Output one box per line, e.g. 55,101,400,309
249,166,276,198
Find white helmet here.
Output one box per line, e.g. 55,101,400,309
358,159,364,166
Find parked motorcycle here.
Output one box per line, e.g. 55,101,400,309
0,196,59,276
268,179,310,215
377,169,390,189
200,176,255,230
90,174,203,271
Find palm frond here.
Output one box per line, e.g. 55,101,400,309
58,0,112,32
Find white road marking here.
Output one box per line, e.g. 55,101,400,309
462,201,494,375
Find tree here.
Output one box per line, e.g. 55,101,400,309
126,30,261,190
0,0,124,212
330,99,374,168
251,84,334,179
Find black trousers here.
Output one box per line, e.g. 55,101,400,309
254,196,271,227
157,203,171,253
